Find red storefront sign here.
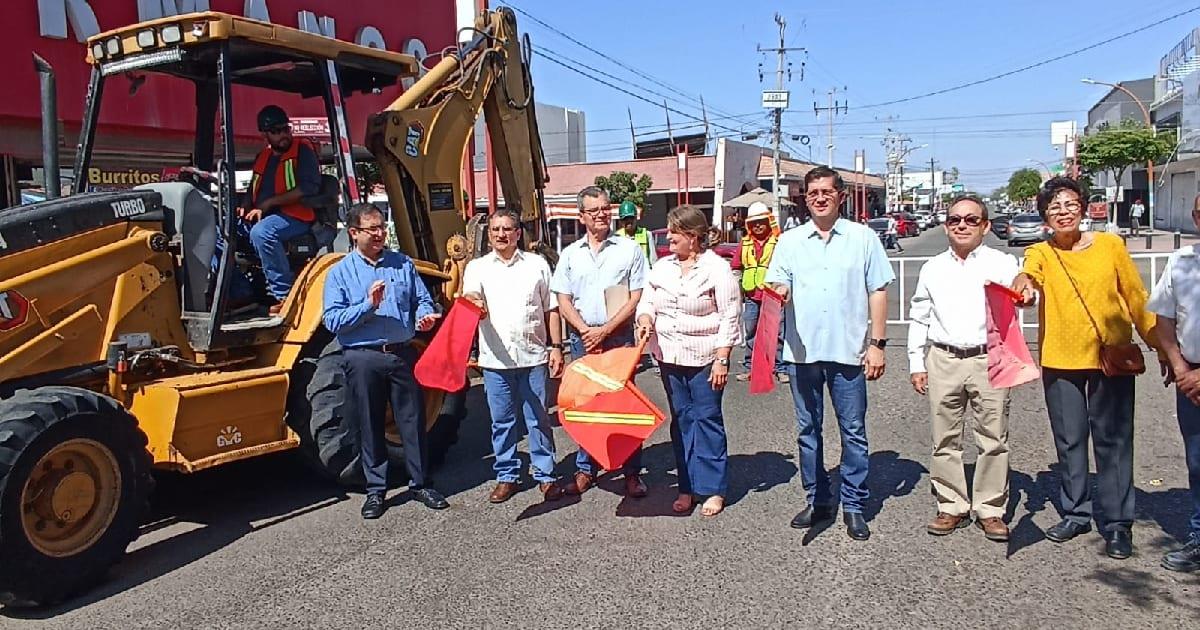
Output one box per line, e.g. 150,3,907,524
4,0,457,159
291,117,332,139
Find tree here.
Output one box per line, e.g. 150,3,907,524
1006,168,1042,206
1076,119,1176,192
594,171,653,209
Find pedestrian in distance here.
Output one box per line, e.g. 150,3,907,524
1130,198,1145,237
767,166,895,541
735,201,787,384
1146,192,1200,573
322,202,449,520
1011,176,1161,559
635,205,742,517
551,186,650,498
461,210,568,505
908,195,1019,542
886,213,904,253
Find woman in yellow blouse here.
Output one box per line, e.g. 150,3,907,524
1012,177,1159,561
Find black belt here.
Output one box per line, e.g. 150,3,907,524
348,342,410,354
932,342,987,359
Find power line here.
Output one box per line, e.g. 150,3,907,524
855,5,1200,109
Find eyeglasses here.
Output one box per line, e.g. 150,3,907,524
944,215,984,227
1045,201,1082,217
805,190,838,199
352,224,387,235
580,205,611,215
489,225,518,233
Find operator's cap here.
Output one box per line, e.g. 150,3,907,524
257,105,290,132
746,201,771,223
618,200,638,219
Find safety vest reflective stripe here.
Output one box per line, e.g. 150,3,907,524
740,235,776,292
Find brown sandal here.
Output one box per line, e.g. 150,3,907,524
672,494,694,513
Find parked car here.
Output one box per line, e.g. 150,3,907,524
990,215,1011,239
652,228,741,269
914,212,933,230
896,213,920,237
1006,213,1051,246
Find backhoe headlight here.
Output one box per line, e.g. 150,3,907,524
91,43,105,60
136,29,156,48
105,37,122,57
161,24,183,44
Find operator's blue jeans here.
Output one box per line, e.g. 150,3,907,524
741,298,785,373
568,326,643,475
1177,388,1200,539
787,361,870,513
482,365,558,484
249,213,310,301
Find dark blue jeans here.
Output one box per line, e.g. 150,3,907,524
1177,389,1200,538
787,361,869,513
660,363,728,496
741,298,785,373
568,325,642,475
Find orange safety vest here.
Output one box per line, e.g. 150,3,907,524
249,139,316,223
740,233,777,293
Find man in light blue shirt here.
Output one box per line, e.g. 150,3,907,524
322,203,447,519
766,166,894,541
552,185,649,497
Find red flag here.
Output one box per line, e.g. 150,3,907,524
749,287,784,394
560,385,665,470
984,282,1040,389
414,297,483,391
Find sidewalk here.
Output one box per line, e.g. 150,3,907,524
1114,229,1199,253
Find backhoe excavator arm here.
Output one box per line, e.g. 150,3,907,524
364,7,547,299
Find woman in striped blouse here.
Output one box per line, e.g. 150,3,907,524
636,205,742,516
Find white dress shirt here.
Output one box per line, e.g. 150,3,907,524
907,245,1020,373
461,250,555,370
636,249,742,366
1149,245,1200,363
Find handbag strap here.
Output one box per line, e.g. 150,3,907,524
1047,244,1106,345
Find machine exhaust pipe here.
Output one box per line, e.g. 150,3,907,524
32,53,60,199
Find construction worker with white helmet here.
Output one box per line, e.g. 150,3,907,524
616,199,658,265
736,201,787,383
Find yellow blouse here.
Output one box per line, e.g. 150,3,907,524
1022,233,1158,370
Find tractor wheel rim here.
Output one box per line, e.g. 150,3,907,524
21,438,122,557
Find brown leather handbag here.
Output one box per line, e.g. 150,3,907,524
1049,246,1146,377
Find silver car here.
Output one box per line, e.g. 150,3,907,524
1006,213,1050,246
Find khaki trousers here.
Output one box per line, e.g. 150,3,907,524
925,346,1011,519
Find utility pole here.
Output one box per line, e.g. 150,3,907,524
813,87,847,166
929,157,937,212
758,13,804,224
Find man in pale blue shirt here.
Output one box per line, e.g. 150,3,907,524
322,203,447,519
552,185,649,497
766,166,894,541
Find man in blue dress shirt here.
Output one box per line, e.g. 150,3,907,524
322,203,449,519
765,166,895,541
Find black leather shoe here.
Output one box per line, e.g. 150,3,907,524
413,487,450,510
844,512,871,541
789,505,833,529
1104,529,1133,560
361,493,385,520
1162,537,1200,573
1045,519,1091,543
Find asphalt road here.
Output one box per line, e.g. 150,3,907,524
3,227,1198,628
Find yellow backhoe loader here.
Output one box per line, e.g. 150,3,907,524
0,8,546,607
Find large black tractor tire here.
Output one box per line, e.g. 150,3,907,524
287,337,467,487
0,386,153,608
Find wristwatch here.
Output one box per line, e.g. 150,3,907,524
869,338,888,349
549,343,564,350
716,357,730,366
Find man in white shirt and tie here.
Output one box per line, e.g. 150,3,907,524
908,195,1019,542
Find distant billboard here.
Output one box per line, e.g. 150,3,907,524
635,133,707,159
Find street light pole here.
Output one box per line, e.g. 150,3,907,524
1082,78,1155,233
1027,158,1052,180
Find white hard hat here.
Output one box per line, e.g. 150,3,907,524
746,201,771,222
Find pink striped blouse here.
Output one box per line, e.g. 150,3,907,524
636,249,743,367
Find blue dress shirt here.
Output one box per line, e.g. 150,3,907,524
764,218,894,365
322,249,436,347
550,233,647,327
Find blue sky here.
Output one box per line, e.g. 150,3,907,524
499,0,1198,193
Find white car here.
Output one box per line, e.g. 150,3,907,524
914,213,933,229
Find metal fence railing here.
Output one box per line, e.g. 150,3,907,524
885,252,1174,328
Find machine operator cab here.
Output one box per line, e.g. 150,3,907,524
77,12,422,352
